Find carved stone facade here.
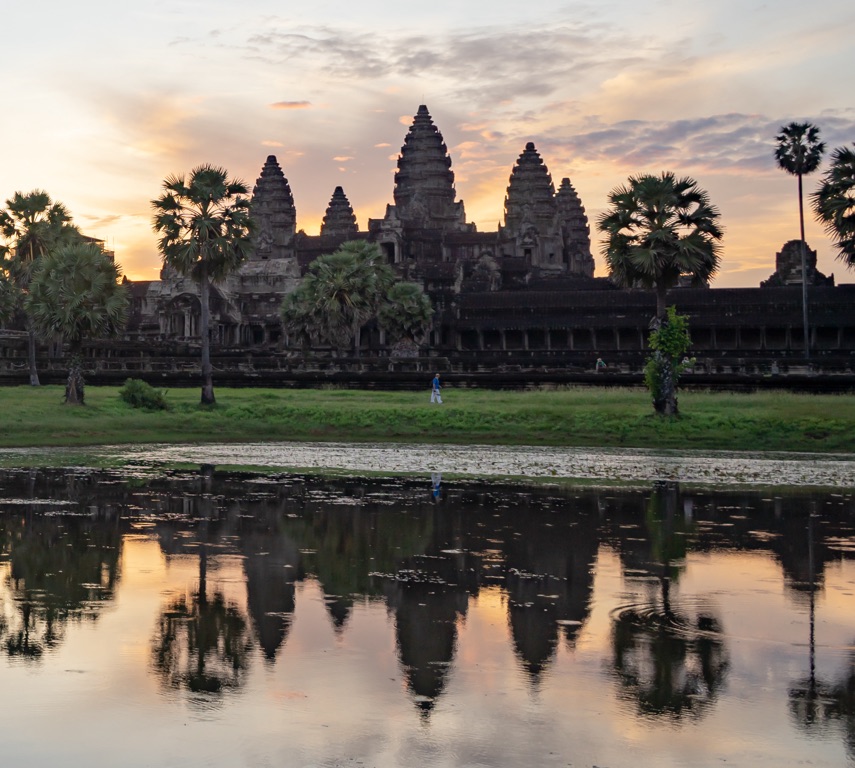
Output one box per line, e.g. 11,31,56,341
131,105,596,348
761,239,834,288
123,106,854,364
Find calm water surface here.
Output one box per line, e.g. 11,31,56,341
1,464,853,767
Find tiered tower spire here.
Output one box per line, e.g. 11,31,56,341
249,155,296,260
320,186,359,238
555,178,594,276
393,105,467,230
503,142,557,237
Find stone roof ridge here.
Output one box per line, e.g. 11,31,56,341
320,185,359,238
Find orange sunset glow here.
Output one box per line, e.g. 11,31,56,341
3,2,854,287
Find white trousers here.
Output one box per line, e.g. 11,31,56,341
430,389,442,404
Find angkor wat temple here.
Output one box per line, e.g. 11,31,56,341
3,105,855,385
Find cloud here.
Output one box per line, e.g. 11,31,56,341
333,156,353,162
244,20,638,107
262,140,285,147
270,100,312,110
537,110,855,177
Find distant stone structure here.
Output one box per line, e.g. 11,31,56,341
104,106,855,373
761,240,834,288
129,105,596,348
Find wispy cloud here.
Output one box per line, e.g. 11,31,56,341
270,100,312,110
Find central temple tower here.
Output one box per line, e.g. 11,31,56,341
392,105,469,231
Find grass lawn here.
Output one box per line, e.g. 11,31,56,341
0,384,852,453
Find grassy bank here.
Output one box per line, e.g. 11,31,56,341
0,384,852,453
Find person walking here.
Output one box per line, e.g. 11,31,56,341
430,373,443,404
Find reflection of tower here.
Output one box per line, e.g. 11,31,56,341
504,503,598,680
385,542,474,714
242,531,301,661
389,580,463,713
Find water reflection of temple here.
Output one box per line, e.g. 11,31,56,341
1,468,853,736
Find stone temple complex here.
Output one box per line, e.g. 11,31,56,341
3,104,855,384
131,105,600,349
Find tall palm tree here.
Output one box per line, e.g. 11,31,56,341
0,190,78,385
598,173,722,415
597,172,723,323
151,165,254,404
812,143,855,270
26,241,128,405
775,122,825,359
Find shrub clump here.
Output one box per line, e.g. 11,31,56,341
119,378,170,411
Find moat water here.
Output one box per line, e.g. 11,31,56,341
1,447,854,767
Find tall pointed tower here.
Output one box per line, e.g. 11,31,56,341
249,155,297,260
320,186,359,239
555,178,594,276
503,142,557,237
393,105,468,231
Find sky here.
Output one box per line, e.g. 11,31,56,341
3,0,855,287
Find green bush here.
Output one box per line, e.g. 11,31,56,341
118,379,170,411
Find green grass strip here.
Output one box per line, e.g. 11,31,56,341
0,384,852,454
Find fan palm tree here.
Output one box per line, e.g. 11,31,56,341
775,122,825,359
0,265,17,325
0,190,79,385
598,173,721,415
378,281,434,348
26,241,128,405
280,240,395,355
812,144,855,270
597,172,723,323
151,165,255,404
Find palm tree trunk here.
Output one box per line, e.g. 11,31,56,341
199,261,215,405
64,342,85,405
655,284,668,326
27,323,40,386
798,172,810,360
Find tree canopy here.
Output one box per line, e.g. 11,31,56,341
26,241,128,404
0,190,81,385
812,143,855,269
281,240,396,353
151,165,254,404
597,172,723,320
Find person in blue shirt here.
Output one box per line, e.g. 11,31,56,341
430,373,443,404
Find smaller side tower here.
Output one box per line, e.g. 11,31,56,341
555,178,594,277
320,186,359,239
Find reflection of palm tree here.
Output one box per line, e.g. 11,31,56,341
152,589,251,695
151,465,252,697
0,503,121,661
611,483,729,719
612,608,729,719
788,509,855,758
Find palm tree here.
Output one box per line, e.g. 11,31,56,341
0,265,17,325
775,122,825,359
812,143,855,270
26,242,128,405
151,165,254,404
280,240,395,355
378,281,434,349
0,190,79,385
598,173,722,415
597,172,723,323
